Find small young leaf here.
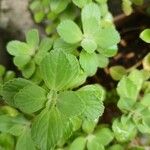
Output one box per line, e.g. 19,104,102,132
50,0,70,14
110,66,127,81
39,37,53,52
0,65,6,77
72,0,92,8
40,50,80,90
69,136,86,150
53,38,78,54
94,127,114,146
26,29,39,49
79,51,98,76
112,116,137,142
87,136,105,150
7,41,32,56
34,11,45,23
81,37,97,53
97,26,120,48
142,53,150,71
14,84,47,113
57,20,83,44
97,54,109,68
108,144,124,150
22,61,36,78
122,0,133,15
140,29,150,43
117,76,138,100
13,56,31,69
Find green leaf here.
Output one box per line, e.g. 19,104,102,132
34,38,53,65
2,78,32,106
13,55,31,69
50,0,70,14
78,84,105,101
97,54,109,68
81,37,97,53
87,136,105,150
0,65,6,77
16,129,36,150
7,41,32,56
69,137,86,150
31,108,68,150
0,133,15,150
40,50,80,90
140,29,150,43
110,66,127,81
142,53,150,71
81,3,100,40
128,69,145,91
22,61,35,78
108,144,124,150
26,29,39,49
79,51,98,76
94,127,114,146
141,93,150,107
82,119,97,133
72,0,92,8
77,85,104,121
3,71,16,82
97,26,120,48
57,20,83,44
117,76,138,100
0,115,28,136
34,11,45,23
98,45,118,57
112,116,137,142
57,91,85,118
14,84,47,113
53,38,78,54
118,97,136,112
82,3,101,27
39,37,53,52
122,0,133,15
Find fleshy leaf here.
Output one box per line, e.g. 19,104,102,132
7,41,32,56
94,127,114,146
2,78,32,106
40,50,80,90
26,29,39,49
57,20,83,44
14,84,47,113
13,55,31,69
31,108,69,150
117,76,139,100
81,37,97,53
110,66,127,81
77,84,105,121
79,51,98,76
97,26,120,48
69,136,86,150
16,129,36,150
72,0,92,8
50,0,70,14
140,29,150,43
22,61,35,78
57,91,85,118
